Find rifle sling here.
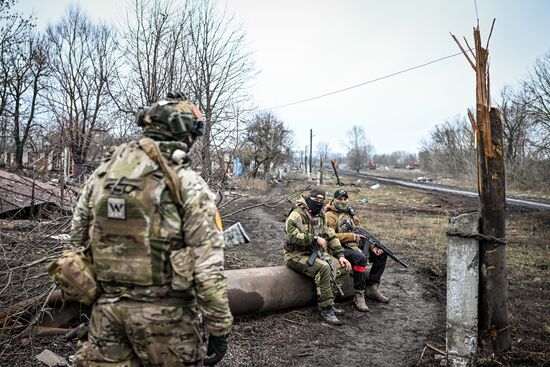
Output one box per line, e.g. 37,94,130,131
139,138,185,212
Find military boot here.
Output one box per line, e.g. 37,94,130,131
353,290,370,312
365,283,389,303
331,305,345,316
319,307,342,325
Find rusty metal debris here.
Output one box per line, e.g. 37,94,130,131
0,169,78,218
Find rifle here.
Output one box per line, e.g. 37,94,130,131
307,244,345,297
341,219,409,269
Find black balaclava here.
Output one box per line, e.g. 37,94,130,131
306,188,325,216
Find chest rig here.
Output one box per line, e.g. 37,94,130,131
89,141,184,287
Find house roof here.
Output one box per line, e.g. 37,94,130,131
0,169,78,215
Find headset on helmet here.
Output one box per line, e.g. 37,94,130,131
136,93,204,146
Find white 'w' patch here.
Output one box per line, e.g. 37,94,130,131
107,197,126,219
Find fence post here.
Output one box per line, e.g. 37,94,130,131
447,212,479,366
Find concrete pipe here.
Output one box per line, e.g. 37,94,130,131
42,266,354,322
226,265,354,316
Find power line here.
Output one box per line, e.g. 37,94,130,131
473,0,480,27
269,52,463,110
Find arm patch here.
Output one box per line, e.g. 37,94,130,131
214,210,223,231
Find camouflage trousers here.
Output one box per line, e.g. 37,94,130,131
285,252,347,308
74,299,204,367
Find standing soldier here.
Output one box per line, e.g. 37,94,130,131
325,189,389,312
63,92,232,366
284,188,352,325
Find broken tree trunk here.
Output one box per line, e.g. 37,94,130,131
452,21,511,354
330,159,342,186
478,108,509,352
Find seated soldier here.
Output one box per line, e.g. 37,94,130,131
284,188,352,325
325,189,389,312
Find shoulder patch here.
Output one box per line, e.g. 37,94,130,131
214,210,223,231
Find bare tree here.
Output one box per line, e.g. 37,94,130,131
373,151,417,168
116,0,190,110
522,50,550,158
4,34,48,168
499,87,530,170
419,115,476,177
182,0,255,178
0,0,34,157
242,111,293,178
45,6,118,176
316,141,330,162
346,125,373,172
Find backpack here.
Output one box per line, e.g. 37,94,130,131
49,139,195,305
48,250,99,305
89,139,191,287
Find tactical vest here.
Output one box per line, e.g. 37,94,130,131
289,205,328,237
89,142,185,287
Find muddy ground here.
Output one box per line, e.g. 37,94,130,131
1,176,549,366
221,187,442,367
219,178,549,367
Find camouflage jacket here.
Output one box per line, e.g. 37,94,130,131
325,201,373,252
70,139,232,336
284,195,344,260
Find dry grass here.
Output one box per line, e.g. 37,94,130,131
231,177,270,194
320,174,549,365
323,180,457,276
322,176,550,271
506,211,550,269
364,168,550,201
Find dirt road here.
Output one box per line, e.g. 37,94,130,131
221,188,445,367
2,177,547,366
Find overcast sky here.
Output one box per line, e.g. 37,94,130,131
16,0,550,155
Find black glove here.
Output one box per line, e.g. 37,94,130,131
204,334,228,366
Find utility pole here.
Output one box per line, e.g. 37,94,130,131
319,155,324,184
452,19,510,354
309,129,313,176
304,145,308,176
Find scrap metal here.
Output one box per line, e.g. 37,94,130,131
0,169,78,216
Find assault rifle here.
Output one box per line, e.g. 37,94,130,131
341,219,409,269
307,243,345,297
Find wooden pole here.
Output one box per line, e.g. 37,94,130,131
319,155,324,184
452,21,510,354
309,129,313,175
478,108,510,353
30,169,36,218
330,159,342,186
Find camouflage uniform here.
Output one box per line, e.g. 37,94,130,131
325,200,387,289
325,201,368,293
284,195,346,308
71,137,232,366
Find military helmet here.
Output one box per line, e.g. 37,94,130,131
136,92,204,144
334,189,348,199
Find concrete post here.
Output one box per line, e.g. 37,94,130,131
446,213,479,366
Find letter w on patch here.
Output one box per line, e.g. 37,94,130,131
107,197,126,220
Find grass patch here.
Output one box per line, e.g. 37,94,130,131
232,177,270,194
